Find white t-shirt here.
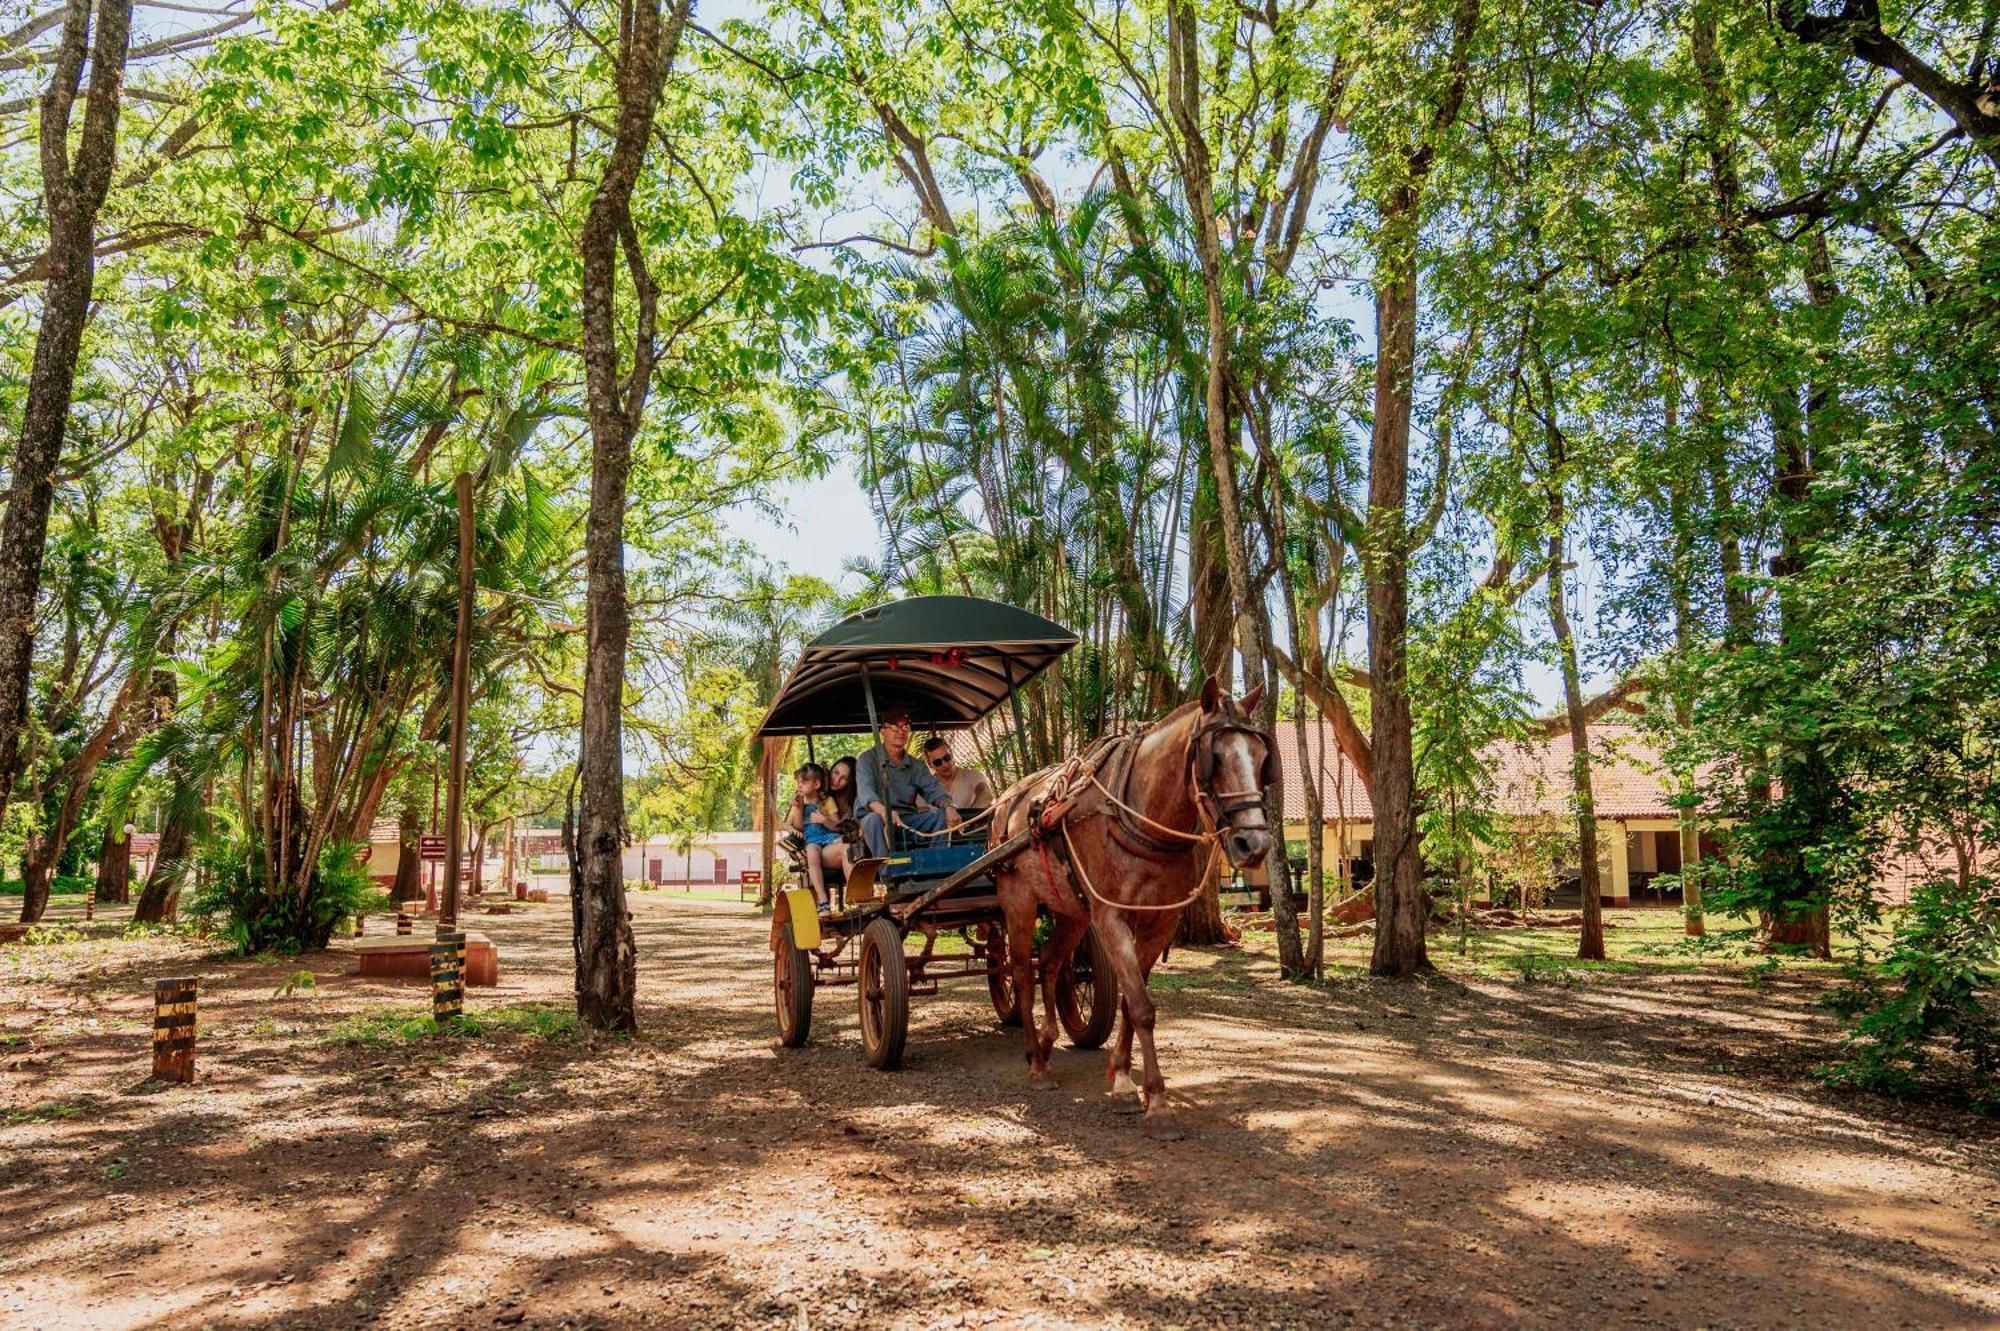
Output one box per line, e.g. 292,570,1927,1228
940,766,994,808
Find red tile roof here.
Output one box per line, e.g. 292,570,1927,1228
1271,720,1700,823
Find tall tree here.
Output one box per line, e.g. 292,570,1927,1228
1349,0,1482,977
570,0,690,1031
0,0,134,827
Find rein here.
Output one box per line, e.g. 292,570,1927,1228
1039,703,1273,915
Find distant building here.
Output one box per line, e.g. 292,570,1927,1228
1270,719,1937,908
621,830,767,886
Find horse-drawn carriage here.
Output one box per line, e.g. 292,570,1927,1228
756,595,1118,1070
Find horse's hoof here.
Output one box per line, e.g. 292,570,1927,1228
1142,1105,1183,1140
1108,1092,1145,1115
1029,1070,1059,1092
1110,1069,1139,1097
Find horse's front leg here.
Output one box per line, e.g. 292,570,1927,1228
1107,994,1140,1107
1007,906,1052,1089
1091,908,1178,1137
1037,907,1087,1071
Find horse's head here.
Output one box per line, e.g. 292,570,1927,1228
1192,677,1277,870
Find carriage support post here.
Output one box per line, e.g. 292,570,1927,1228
859,663,887,819
1002,653,1031,772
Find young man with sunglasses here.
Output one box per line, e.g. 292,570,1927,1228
921,735,993,809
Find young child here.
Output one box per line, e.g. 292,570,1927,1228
786,762,846,914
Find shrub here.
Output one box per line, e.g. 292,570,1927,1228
1820,878,1999,1107
190,839,378,954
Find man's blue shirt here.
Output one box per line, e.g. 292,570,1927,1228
855,744,952,813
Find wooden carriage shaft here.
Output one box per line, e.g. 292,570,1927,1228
890,829,1034,923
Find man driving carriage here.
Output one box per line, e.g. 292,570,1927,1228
855,711,962,857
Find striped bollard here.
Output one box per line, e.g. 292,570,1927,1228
84,887,95,922
430,931,465,1023
396,909,413,936
152,977,198,1083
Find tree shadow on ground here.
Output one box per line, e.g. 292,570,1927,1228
0,897,1994,1329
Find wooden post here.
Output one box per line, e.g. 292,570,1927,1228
397,909,413,936
352,912,364,937
84,886,95,922
152,977,198,1083
501,813,516,905
442,471,475,930
430,930,465,1023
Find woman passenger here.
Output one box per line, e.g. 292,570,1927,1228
828,755,858,825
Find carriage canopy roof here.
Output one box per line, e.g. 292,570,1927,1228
753,595,1077,737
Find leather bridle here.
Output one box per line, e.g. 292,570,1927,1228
1187,707,1277,832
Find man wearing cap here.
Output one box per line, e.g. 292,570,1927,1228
856,712,961,858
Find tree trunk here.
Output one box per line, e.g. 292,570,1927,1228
20,852,55,923
391,804,423,904
131,795,193,924
570,0,687,1031
95,820,131,904
1547,529,1607,960
1176,876,1228,947
1166,0,1268,696
1665,383,1705,938
502,814,516,894
0,0,134,829
18,673,134,922
1188,480,1233,686
1758,234,1843,961
1365,200,1430,978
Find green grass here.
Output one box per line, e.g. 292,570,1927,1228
0,875,92,898
17,924,84,946
628,883,756,903
4,1101,82,1124
1149,971,1251,993
1235,906,1887,981
326,1001,583,1048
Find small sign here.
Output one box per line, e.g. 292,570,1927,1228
419,835,447,863
741,869,763,885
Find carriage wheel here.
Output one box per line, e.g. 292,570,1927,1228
774,923,814,1048
858,918,910,1070
1055,924,1118,1049
983,925,1020,1027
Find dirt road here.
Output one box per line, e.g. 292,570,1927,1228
2,895,1995,1329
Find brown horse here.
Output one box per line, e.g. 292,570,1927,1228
988,678,1276,1134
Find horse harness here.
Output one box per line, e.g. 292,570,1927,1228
1008,704,1277,914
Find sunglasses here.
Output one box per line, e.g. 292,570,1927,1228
928,754,952,769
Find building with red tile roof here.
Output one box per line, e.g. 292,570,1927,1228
1269,718,1949,907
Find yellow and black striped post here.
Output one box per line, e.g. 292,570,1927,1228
430,930,465,1023
84,886,95,922
152,976,198,1083
396,909,413,937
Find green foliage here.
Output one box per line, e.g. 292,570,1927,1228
273,969,318,999
326,1001,583,1047
190,840,377,955
2,1102,83,1125
1821,882,2000,1108
19,925,84,946
0,876,94,898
